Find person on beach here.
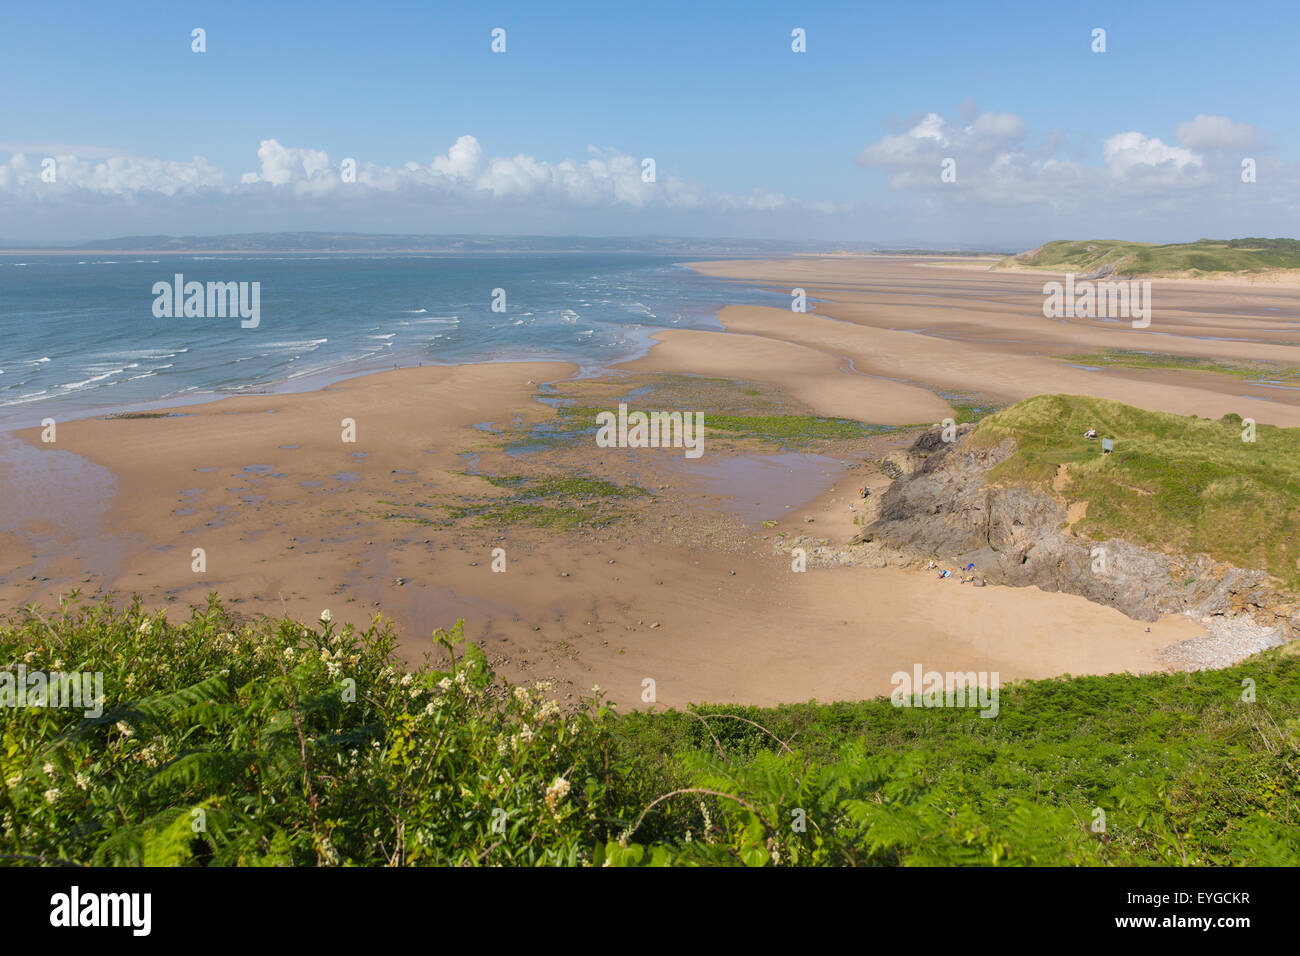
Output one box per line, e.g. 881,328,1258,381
860,486,870,499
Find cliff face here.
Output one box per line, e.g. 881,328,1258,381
851,424,1298,643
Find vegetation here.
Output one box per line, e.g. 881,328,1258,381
3,595,1297,866
1002,238,1300,278
1055,350,1300,384
703,413,896,446
436,472,649,529
971,394,1300,587
949,403,998,425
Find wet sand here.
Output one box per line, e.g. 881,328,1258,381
6,255,1299,706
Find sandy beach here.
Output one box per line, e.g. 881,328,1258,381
6,255,1300,707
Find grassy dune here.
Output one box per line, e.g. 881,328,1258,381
1001,238,1300,278
972,395,1300,588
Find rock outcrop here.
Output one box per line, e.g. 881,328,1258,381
849,424,1298,655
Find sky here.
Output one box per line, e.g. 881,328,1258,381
1,0,1297,247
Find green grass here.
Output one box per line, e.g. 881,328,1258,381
543,404,903,449
3,595,1297,866
1003,238,1300,278
439,472,648,529
480,474,646,498
971,394,1300,587
704,413,896,446
1056,350,1300,383
949,403,998,425
611,651,1300,865
441,501,595,529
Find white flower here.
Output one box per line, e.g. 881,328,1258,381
43,788,60,804
115,721,134,737
42,762,55,776
74,772,90,790
283,646,296,661
513,686,529,703
319,609,332,624
544,776,570,811
437,677,452,691
400,673,413,686
137,619,152,635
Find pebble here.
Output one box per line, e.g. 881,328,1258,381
1158,615,1288,670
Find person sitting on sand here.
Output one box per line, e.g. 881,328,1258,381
860,486,870,499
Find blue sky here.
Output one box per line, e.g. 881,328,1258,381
2,0,1297,246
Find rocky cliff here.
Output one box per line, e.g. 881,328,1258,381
849,423,1298,658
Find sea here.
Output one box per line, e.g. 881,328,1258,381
0,253,787,430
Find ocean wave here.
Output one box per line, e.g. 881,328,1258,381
61,363,138,390
265,338,329,351
406,315,459,326
98,348,182,361
0,389,52,407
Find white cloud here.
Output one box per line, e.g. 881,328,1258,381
0,151,225,195
229,135,797,212
240,140,332,187
1174,114,1264,151
852,109,1277,203
1101,131,1206,186
0,134,807,217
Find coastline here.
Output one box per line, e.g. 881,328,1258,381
8,253,1300,705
